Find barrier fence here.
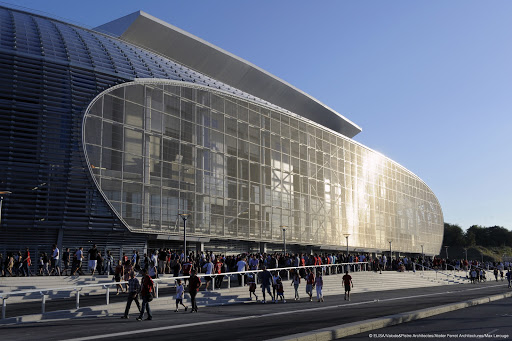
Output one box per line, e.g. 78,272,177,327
0,262,369,319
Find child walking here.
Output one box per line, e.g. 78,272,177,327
175,279,188,312
315,271,324,302
276,278,285,303
248,272,258,301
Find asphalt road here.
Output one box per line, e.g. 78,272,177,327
1,281,509,341
348,296,512,340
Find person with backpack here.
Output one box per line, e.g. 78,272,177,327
188,269,201,312
137,269,154,321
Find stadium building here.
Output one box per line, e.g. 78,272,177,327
0,6,443,258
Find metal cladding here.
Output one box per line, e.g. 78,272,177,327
0,6,443,255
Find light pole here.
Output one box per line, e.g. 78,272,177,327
179,213,189,259
343,233,350,273
0,191,12,226
343,233,350,257
463,248,468,262
420,244,424,260
388,240,392,270
280,226,287,254
444,245,449,260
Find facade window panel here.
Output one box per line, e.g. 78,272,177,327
238,140,249,160
163,93,180,117
148,86,164,112
225,99,237,118
89,98,103,117
123,153,143,181
226,135,237,156
181,100,194,122
85,116,102,146
249,143,260,163
101,148,123,175
124,128,143,155
125,84,144,105
211,94,224,112
163,114,180,139
150,110,162,133
162,139,179,162
248,110,260,127
125,101,144,128
103,94,124,123
225,116,237,136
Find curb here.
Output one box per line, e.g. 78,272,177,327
266,291,512,341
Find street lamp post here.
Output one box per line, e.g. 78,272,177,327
343,233,350,257
0,191,12,226
463,248,468,262
444,245,449,260
280,226,287,254
388,240,392,270
179,213,189,259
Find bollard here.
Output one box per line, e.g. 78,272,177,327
287,270,290,280
41,294,46,314
106,286,110,305
76,291,80,309
2,297,6,320
155,282,159,298
241,274,244,287
212,276,215,291
228,275,231,289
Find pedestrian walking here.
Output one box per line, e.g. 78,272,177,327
315,271,324,302
50,244,60,276
175,279,188,312
188,269,201,312
137,269,154,321
62,248,70,276
114,260,125,295
248,272,258,301
121,271,141,319
259,265,274,303
21,248,32,277
276,278,285,303
305,269,315,302
342,271,353,301
291,271,301,300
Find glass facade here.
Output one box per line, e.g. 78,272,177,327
84,81,443,254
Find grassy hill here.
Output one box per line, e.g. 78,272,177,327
437,245,512,262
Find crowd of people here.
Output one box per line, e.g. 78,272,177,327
3,245,512,321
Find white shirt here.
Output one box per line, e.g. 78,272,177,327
52,247,59,260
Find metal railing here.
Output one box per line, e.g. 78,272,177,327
0,261,369,319
412,262,469,283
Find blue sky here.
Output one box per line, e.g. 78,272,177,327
7,0,512,231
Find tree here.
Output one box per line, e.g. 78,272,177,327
442,223,465,247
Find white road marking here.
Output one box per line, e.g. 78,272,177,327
488,328,499,334
60,284,506,341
